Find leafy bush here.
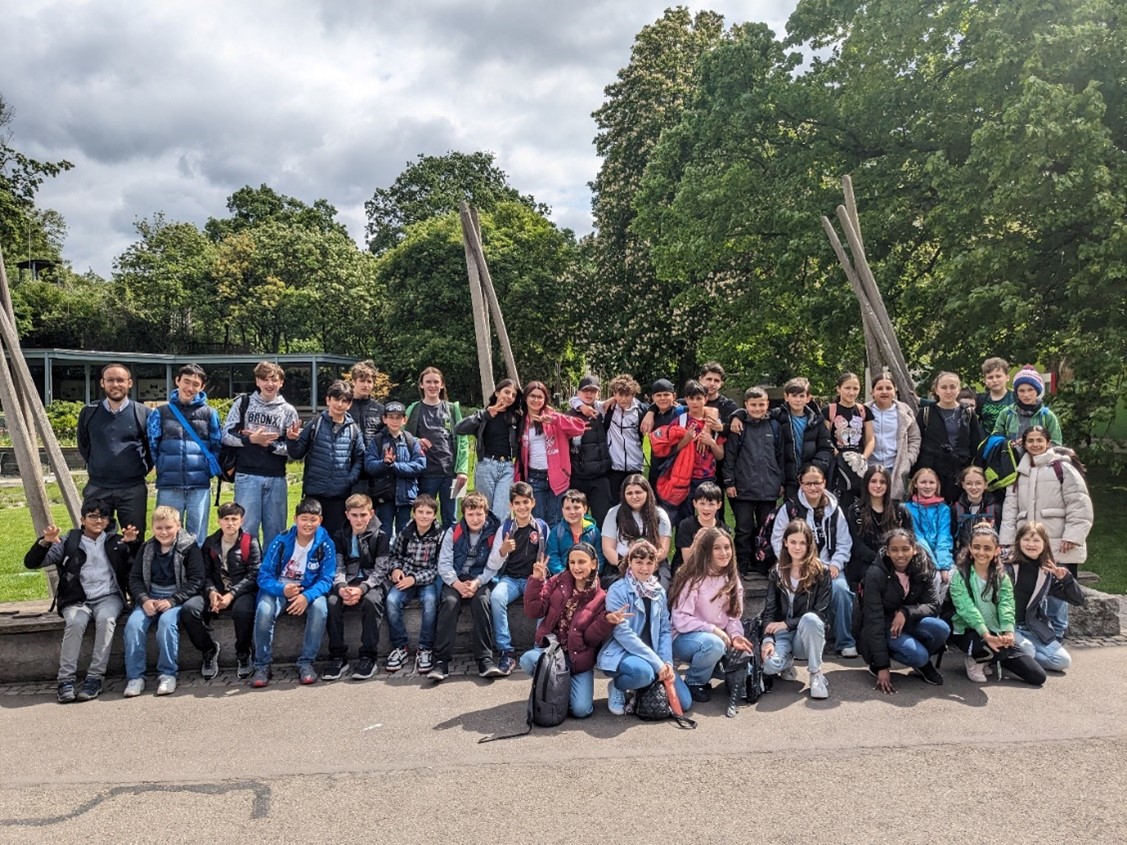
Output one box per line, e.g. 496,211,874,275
44,401,85,440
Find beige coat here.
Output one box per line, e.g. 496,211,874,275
868,400,920,501
1000,449,1093,564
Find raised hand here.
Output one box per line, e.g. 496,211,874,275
605,603,634,625
42,525,61,544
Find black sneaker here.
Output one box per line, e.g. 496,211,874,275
351,657,377,680
478,658,503,679
688,683,711,703
427,660,450,682
57,681,76,704
236,654,252,679
201,643,221,680
912,662,944,686
497,652,516,676
322,657,350,681
75,676,103,702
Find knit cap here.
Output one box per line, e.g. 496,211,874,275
1012,366,1044,399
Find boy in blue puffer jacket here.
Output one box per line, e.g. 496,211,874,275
364,401,426,539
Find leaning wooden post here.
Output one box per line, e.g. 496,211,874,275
466,207,520,386
459,203,495,401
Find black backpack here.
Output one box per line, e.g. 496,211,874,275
478,636,570,743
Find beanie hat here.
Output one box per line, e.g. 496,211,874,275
651,379,675,395
1012,366,1044,399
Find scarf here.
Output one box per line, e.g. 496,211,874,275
1015,399,1043,417
626,569,661,601
912,494,945,506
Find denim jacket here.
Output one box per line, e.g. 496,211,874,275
596,576,673,675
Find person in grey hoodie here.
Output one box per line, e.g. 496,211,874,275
222,361,300,549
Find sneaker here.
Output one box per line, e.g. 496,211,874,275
607,680,627,716
76,676,103,702
779,658,798,682
912,661,944,686
236,654,252,679
415,649,434,673
837,646,859,658
385,647,409,673
201,643,221,680
478,658,503,679
965,655,988,683
427,660,450,682
688,683,711,703
497,652,516,676
123,678,145,698
351,657,377,680
155,674,177,696
250,668,270,688
809,671,829,699
56,681,76,704
298,664,318,685
322,657,350,681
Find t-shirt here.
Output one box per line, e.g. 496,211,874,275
672,516,731,573
78,533,115,600
936,405,962,446
280,540,312,585
828,403,867,453
499,521,543,580
151,547,177,588
417,402,455,476
523,426,549,471
977,390,1014,435
869,403,899,469
602,505,672,559
481,413,513,459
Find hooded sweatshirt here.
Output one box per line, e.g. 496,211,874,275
222,391,300,477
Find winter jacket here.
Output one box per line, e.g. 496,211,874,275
331,516,390,595
770,404,833,490
350,397,386,447
518,411,587,495
858,555,941,670
24,527,139,615
596,576,674,674
602,398,646,473
129,529,206,606
388,520,443,587
524,570,613,674
288,411,365,499
670,574,744,641
913,403,983,483
760,565,832,635
455,407,521,461
437,512,502,585
723,414,785,501
220,391,299,478
78,399,153,488
567,405,612,480
992,403,1063,445
148,389,221,490
1006,561,1085,645
845,501,915,587
201,529,261,598
951,493,1003,551
949,565,1015,636
257,525,337,602
364,430,427,505
546,516,604,575
867,400,920,501
769,489,852,571
1000,449,1093,564
405,400,468,477
904,498,954,571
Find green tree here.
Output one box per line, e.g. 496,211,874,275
204,184,349,242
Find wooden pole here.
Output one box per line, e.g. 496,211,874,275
459,203,495,401
466,207,520,386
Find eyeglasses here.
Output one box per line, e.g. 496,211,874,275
800,479,825,487
84,513,109,521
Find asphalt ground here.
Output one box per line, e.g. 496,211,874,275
1,646,1125,844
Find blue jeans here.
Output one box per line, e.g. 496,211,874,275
606,655,693,712
155,487,210,547
520,648,595,717
253,592,328,670
1016,625,1072,671
235,473,289,550
887,616,950,668
475,458,515,523
830,571,855,650
417,474,457,527
123,585,181,679
385,581,440,649
490,575,527,654
526,469,561,528
1046,595,1070,639
672,630,727,686
764,613,826,675
375,501,413,540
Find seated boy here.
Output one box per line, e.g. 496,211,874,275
123,505,206,698
724,386,784,575
324,494,390,681
486,482,549,675
385,494,444,673
671,482,731,578
182,501,262,680
364,401,427,538
546,489,603,576
251,497,337,687
427,491,501,681
24,498,139,703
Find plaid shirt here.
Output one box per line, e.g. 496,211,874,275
389,522,443,586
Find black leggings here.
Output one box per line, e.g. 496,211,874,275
948,631,1046,686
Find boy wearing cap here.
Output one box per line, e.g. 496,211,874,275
364,401,427,538
567,375,614,525
992,365,1062,449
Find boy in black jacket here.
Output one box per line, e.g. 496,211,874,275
725,387,785,575
24,498,139,703
771,377,832,500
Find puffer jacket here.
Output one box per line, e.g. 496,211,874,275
148,389,220,490
288,412,365,498
858,555,940,670
524,570,613,674
770,404,833,491
1000,449,1093,564
567,405,612,479
364,430,427,505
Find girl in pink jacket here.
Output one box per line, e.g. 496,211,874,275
518,380,586,528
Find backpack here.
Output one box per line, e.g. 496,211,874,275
741,616,768,704
217,394,250,483
972,434,1018,491
478,636,570,742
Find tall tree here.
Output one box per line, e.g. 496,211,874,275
204,183,349,242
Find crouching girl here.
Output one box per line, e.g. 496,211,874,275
1006,522,1084,672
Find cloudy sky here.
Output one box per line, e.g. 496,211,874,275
3,1,797,277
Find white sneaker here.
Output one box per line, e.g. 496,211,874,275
123,678,145,698
965,656,988,683
607,680,626,716
838,646,859,658
779,658,798,681
155,674,177,696
809,671,829,699
385,646,409,672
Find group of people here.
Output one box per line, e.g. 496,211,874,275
30,354,1092,715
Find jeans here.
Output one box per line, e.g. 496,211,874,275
475,458,515,523
520,648,595,718
526,469,561,527
58,594,123,681
180,592,257,658
253,592,328,670
235,473,289,550
326,588,385,659
886,616,951,668
123,585,181,679
375,501,413,540
1016,624,1073,671
672,630,726,686
606,655,692,712
764,613,825,675
386,581,440,649
490,576,527,654
155,487,210,547
82,482,148,539
1046,594,1071,639
829,571,855,650
417,474,458,527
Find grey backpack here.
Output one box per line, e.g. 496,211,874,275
479,636,570,742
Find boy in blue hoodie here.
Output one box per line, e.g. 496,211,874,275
250,497,337,688
546,489,604,575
